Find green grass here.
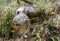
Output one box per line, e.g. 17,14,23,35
0,0,60,40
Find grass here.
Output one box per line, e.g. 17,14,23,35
0,0,60,41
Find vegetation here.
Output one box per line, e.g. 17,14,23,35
0,0,60,41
